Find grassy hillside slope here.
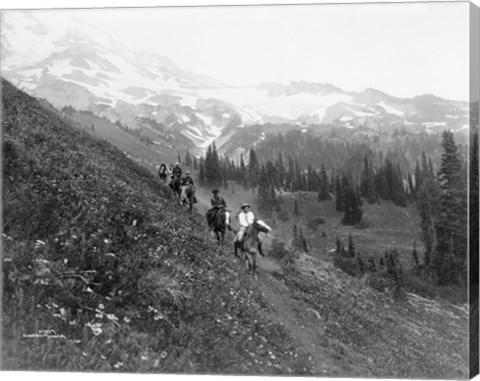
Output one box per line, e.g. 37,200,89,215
1,80,468,378
1,79,312,373
63,111,173,170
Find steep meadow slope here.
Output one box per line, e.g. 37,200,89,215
1,79,312,373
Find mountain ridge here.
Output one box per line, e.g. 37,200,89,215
1,11,469,158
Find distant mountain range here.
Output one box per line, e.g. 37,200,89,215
1,12,469,157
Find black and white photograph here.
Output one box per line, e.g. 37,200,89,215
1,0,479,379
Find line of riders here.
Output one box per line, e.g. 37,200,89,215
157,162,270,260
157,162,198,205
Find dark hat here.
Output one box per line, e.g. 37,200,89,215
241,202,251,209
212,189,220,193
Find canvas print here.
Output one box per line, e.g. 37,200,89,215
1,1,478,379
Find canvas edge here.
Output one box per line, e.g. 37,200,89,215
469,1,480,379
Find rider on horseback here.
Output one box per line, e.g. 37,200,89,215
207,189,228,232
158,163,168,182
181,171,198,204
234,202,265,257
172,162,182,180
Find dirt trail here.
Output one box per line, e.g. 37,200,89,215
190,198,350,376
255,257,351,376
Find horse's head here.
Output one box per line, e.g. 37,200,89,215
254,219,271,234
215,207,226,224
225,209,231,227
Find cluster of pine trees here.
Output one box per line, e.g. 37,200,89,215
194,136,415,226
292,224,309,253
333,235,369,277
415,131,468,286
334,235,406,295
188,130,471,289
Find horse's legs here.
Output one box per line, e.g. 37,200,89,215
245,252,251,271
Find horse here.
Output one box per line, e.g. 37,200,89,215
182,184,195,212
169,176,182,201
207,206,231,246
158,164,168,183
235,219,271,277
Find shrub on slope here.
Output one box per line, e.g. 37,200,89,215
1,79,312,374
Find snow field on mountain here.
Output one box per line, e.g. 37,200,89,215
377,101,404,116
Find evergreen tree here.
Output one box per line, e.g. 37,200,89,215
293,224,299,249
435,131,467,285
198,162,206,187
357,254,366,274
368,256,377,272
361,155,377,203
211,142,222,186
299,227,308,253
335,174,345,212
177,152,182,164
411,241,419,267
240,153,248,188
258,165,274,213
204,145,213,185
265,161,278,188
249,148,260,188
294,199,300,216
307,164,318,192
286,155,295,191
441,234,458,285
375,166,390,200
184,150,192,167
392,164,407,207
347,234,356,258
294,158,302,192
276,152,286,189
342,182,363,225
414,160,422,195
317,165,331,201
335,236,344,257
407,173,415,201
193,156,198,171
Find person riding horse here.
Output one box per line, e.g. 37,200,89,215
158,163,168,182
206,189,229,232
234,202,265,257
172,162,182,180
168,162,183,198
181,171,198,204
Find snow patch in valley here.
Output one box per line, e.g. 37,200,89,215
195,113,213,127
347,107,375,117
377,101,404,116
199,86,352,120
186,125,203,137
422,122,447,128
179,114,191,123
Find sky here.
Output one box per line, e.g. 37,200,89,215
1,0,474,101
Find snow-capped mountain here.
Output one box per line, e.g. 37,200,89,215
1,12,469,157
